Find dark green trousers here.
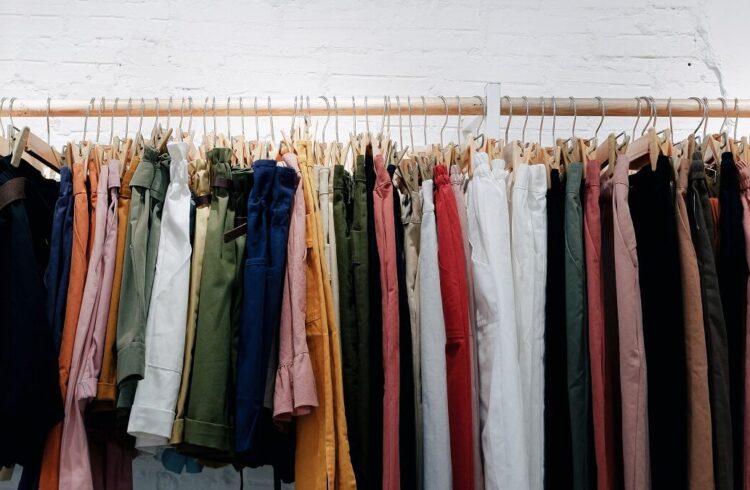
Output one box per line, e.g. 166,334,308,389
182,148,238,455
564,162,593,490
116,146,170,410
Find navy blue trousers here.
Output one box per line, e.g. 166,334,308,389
235,159,297,454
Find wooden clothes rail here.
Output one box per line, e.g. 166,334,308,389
2,97,750,118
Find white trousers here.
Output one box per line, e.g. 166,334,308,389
128,142,193,449
419,179,453,490
466,155,529,489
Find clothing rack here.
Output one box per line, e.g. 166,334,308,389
2,97,750,118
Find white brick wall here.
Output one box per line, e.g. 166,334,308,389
1,0,748,487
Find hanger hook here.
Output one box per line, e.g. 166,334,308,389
253,96,259,142
734,97,739,141
551,96,557,142
538,95,545,146
638,97,650,136
422,96,428,147
632,97,642,140
290,96,298,137
593,96,604,142
521,96,529,142
83,97,94,142
226,96,232,141
124,98,132,139
379,95,387,137
187,96,193,135
385,96,391,134
96,97,104,143
211,96,217,146
138,97,145,137
239,97,245,138
473,95,486,137
203,97,209,138
396,95,403,147
178,97,185,135
688,96,704,136
267,96,275,144
333,96,339,144
351,96,357,135
110,97,118,145
166,96,172,130
439,95,448,147
319,96,330,142
667,97,674,143
46,96,52,145
364,96,370,135
703,97,709,139
502,95,512,142
455,95,462,144
153,97,160,135
718,96,728,133
0,97,6,138
408,96,415,151
568,96,577,138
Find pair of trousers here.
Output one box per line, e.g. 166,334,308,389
373,154,401,490
717,152,747,489
564,162,594,490
295,141,356,490
512,163,547,490
675,155,714,490
60,163,121,490
688,152,734,490
584,160,619,490
0,157,63,470
544,168,573,489
449,165,482,490
599,175,625,489
353,155,376,486
95,155,141,407
274,152,317,421
467,157,528,489
418,178,453,490
116,146,170,411
629,156,687,488
398,160,423,490
612,155,650,490
434,163,475,490
39,159,92,490
182,148,238,454
129,143,192,449
45,165,74,352
737,162,750,490
365,151,384,489
390,163,417,490
236,159,297,454
171,156,211,443
333,164,361,448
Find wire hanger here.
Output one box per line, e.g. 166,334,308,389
521,96,529,143
408,96,415,153
422,96,428,147
502,95,512,143
333,96,339,144
474,95,486,150
439,95,448,149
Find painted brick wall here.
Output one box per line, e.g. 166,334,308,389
1,0,748,487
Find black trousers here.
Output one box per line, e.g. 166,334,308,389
389,164,417,490
628,156,687,488
0,156,63,482
544,168,574,490
689,153,734,490
718,152,747,490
